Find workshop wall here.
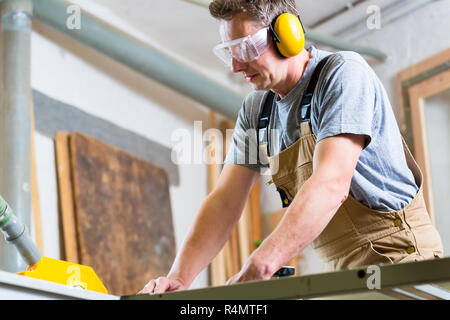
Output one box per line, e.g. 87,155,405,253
350,0,450,121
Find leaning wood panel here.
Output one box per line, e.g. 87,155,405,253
55,132,79,263
69,132,176,296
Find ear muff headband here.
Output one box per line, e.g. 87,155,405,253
270,13,305,58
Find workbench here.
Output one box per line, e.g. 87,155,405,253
124,257,450,300
1,258,449,300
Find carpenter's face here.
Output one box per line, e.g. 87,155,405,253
220,14,283,91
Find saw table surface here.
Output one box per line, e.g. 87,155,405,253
1,258,449,300
124,257,450,300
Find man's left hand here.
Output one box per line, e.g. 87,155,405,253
226,253,273,285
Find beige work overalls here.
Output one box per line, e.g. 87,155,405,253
263,103,443,272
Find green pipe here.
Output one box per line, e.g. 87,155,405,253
0,0,32,273
0,195,42,266
32,0,243,119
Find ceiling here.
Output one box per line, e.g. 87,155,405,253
69,0,378,94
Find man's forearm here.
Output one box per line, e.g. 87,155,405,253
167,191,245,287
254,174,349,277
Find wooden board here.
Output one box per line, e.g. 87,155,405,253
55,132,79,263
68,132,176,296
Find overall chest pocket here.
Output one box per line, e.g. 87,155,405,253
268,130,316,206
273,161,313,201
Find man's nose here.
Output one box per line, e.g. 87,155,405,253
231,58,246,73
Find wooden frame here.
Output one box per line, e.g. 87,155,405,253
397,48,450,136
397,48,450,223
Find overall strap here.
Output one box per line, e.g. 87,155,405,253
257,91,276,162
257,54,333,159
300,54,332,123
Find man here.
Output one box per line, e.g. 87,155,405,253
139,0,442,294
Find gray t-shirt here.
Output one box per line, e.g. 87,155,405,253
224,46,419,212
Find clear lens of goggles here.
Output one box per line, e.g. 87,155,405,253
213,27,269,67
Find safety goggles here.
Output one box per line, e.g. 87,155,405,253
213,27,270,68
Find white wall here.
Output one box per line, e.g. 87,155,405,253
349,0,450,121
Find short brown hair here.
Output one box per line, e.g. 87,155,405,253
209,0,298,26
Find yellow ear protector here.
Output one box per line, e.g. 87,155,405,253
269,13,306,58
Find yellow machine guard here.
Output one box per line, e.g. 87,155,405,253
17,256,108,294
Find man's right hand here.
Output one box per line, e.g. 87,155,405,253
137,276,186,295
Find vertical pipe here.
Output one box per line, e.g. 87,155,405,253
0,0,32,272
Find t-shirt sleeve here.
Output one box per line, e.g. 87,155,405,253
313,56,376,148
223,92,265,171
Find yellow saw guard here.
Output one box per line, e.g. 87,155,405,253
17,256,108,294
